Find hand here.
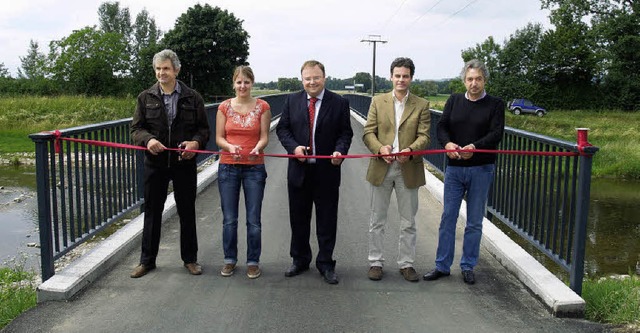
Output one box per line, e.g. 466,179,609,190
379,145,394,164
228,144,242,161
445,142,461,160
396,148,411,164
331,151,343,166
180,141,199,160
294,145,308,162
147,138,166,155
459,144,475,160
248,146,261,161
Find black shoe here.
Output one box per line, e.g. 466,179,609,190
321,269,339,284
285,264,309,277
462,270,475,284
130,263,156,278
422,269,450,281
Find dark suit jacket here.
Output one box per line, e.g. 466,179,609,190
276,89,353,188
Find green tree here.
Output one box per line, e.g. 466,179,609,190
129,9,162,93
162,4,250,99
18,40,47,79
98,1,132,39
495,23,545,101
48,26,128,95
448,79,466,94
277,77,301,91
541,0,638,110
353,72,372,92
0,63,10,78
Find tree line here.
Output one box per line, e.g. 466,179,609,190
462,0,639,111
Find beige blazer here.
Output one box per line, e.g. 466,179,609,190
363,92,431,188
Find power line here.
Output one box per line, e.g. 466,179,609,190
439,0,479,25
381,0,409,32
409,0,445,27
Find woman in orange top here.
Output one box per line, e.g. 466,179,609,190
215,66,271,279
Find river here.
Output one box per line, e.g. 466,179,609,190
1,164,639,277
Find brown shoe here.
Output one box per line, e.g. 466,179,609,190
247,265,261,279
130,264,155,278
399,267,419,282
368,266,383,281
184,262,202,275
221,263,236,277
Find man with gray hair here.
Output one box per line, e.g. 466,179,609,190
423,59,504,285
130,49,210,278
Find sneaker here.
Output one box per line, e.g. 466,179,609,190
247,265,261,279
221,263,236,277
399,267,420,282
368,266,383,281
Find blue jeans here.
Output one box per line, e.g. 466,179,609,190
218,163,267,265
435,164,495,272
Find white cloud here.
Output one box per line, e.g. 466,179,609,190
0,0,551,81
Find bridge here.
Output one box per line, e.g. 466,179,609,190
8,94,604,332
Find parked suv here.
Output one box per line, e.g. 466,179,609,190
508,98,547,117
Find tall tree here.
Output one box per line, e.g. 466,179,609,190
98,1,132,38
0,63,10,78
18,40,47,79
129,8,162,93
541,0,639,110
496,23,545,101
161,4,250,98
48,26,128,95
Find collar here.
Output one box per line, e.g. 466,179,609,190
307,89,325,101
160,81,181,95
392,91,409,103
465,90,486,101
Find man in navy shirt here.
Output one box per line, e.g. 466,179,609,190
423,59,505,285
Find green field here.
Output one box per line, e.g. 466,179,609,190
505,110,640,179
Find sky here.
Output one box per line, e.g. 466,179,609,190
0,0,552,82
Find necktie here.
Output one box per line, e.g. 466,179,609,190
308,97,318,150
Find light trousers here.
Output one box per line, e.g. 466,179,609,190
368,162,419,269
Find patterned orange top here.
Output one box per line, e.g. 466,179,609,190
219,98,270,165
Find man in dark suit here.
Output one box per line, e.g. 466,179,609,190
276,60,353,284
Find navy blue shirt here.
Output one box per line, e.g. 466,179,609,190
437,93,505,166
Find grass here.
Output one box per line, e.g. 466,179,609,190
0,95,136,154
506,110,640,179
582,275,640,328
0,256,37,330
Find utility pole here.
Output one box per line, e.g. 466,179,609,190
360,35,387,96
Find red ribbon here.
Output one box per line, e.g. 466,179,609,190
48,134,584,159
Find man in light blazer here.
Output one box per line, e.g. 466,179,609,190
363,57,430,282
276,60,353,284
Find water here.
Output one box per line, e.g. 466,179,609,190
0,165,40,270
585,178,640,276
0,165,638,277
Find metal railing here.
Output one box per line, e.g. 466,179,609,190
343,94,599,294
30,94,287,281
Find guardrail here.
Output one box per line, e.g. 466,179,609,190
343,93,599,294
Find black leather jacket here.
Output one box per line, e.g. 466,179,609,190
131,80,210,167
